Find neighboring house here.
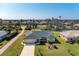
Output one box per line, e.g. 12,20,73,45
11,20,20,25
73,24,79,29
64,23,71,29
2,20,10,24
24,30,56,45
0,31,9,41
73,24,79,27
60,30,79,42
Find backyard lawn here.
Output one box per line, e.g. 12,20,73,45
35,32,79,56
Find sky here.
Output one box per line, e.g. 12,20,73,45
0,3,79,19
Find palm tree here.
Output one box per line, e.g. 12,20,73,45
0,18,2,25
59,16,61,20
52,17,54,20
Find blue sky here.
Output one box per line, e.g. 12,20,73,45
0,3,79,19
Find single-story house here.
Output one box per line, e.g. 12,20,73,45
73,24,79,27
60,30,79,41
0,31,9,41
24,30,56,45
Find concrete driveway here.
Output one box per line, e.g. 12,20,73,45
20,45,35,56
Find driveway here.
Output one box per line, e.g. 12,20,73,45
0,26,25,55
20,45,35,56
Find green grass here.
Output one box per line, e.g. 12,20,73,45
35,31,79,56
0,40,8,49
37,25,46,29
53,32,79,56
35,44,70,56
65,43,79,56
53,32,66,44
1,34,24,56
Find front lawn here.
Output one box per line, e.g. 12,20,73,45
35,32,79,56
35,44,70,56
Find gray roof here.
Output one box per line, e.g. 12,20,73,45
0,31,9,40
25,31,55,39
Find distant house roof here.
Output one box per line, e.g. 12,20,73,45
60,30,79,38
25,30,55,39
74,24,79,27
0,31,9,40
